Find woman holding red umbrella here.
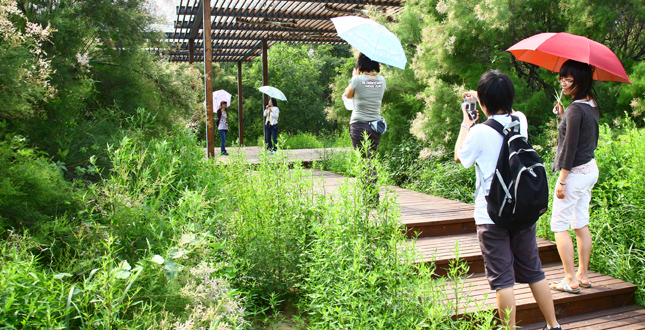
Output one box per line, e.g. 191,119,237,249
549,59,600,295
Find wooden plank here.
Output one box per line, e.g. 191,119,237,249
522,306,645,329
413,234,558,262
442,263,637,325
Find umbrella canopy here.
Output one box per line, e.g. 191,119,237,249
331,16,407,70
213,89,232,109
258,86,287,101
507,32,631,84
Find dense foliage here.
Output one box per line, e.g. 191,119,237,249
1,126,502,328
2,0,204,176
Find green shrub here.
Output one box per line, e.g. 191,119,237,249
217,152,322,311
0,127,249,328
381,139,476,204
282,132,325,149
0,232,66,328
591,118,645,305
0,135,78,229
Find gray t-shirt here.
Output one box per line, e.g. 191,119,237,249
349,75,386,124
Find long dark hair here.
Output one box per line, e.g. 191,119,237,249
217,101,227,125
559,60,595,101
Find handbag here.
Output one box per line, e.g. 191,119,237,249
369,117,387,134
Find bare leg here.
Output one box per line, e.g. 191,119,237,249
553,230,580,289
496,286,516,328
529,279,559,328
575,225,592,284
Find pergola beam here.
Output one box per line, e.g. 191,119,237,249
177,8,346,20
178,0,401,15
174,21,337,35
188,0,205,41
167,32,343,42
239,40,263,62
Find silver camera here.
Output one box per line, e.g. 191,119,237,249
462,95,478,120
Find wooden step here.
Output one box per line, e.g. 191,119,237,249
445,263,637,326
390,187,476,238
413,233,560,276
522,305,645,329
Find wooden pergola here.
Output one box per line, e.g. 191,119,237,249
165,0,404,157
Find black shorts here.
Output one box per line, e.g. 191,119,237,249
476,223,545,291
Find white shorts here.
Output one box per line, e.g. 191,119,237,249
551,160,599,232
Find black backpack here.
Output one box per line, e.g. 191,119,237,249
477,115,549,231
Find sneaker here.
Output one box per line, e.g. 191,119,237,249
221,151,229,156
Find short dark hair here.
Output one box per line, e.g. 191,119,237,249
559,60,595,101
477,70,515,116
356,53,380,73
269,98,277,107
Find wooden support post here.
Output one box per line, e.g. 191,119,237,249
203,0,214,158
237,61,244,145
189,38,195,64
262,39,268,145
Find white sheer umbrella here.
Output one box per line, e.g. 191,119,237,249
331,16,407,70
258,86,287,101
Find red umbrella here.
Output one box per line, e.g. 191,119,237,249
507,32,631,84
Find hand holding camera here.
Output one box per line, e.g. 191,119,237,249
461,93,479,122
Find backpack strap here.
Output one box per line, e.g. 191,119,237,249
473,115,520,199
483,115,520,136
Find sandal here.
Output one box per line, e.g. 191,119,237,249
576,275,592,288
550,278,580,294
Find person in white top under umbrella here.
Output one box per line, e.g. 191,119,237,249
263,98,279,153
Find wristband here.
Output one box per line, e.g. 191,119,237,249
461,122,471,130
559,181,566,186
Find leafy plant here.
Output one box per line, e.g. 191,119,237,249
0,135,78,229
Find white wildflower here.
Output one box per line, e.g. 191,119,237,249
410,112,429,142
436,0,449,14
444,35,457,54
76,52,90,66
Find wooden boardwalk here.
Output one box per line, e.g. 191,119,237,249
213,146,349,167
308,168,644,328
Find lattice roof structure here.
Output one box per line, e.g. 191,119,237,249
165,0,405,63
164,0,405,157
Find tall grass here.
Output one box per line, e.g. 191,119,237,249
251,130,352,149
591,118,645,305
1,122,504,328
1,120,247,328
